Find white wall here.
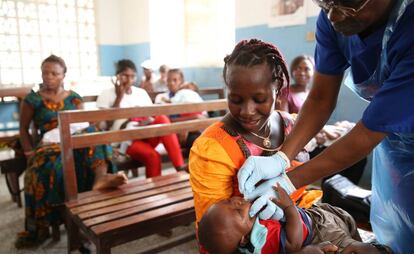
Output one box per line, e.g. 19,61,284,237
120,0,150,44
236,0,267,28
95,0,150,45
95,0,122,44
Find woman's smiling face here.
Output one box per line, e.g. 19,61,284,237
225,62,278,132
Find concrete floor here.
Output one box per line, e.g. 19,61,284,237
0,164,199,254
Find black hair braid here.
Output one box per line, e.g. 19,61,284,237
223,39,290,93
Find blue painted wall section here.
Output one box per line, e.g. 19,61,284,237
99,42,150,78
123,43,151,78
99,45,124,76
182,67,224,88
99,43,225,88
236,17,318,64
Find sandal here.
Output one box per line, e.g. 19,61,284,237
15,228,50,249
15,231,38,249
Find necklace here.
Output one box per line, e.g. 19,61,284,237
248,121,272,148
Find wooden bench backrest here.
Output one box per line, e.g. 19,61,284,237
147,87,225,102
82,95,98,102
82,87,224,104
58,99,228,201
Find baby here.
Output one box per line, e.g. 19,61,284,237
198,184,362,254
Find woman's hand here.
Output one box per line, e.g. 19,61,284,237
24,150,35,160
114,82,126,99
291,242,338,254
342,242,384,254
161,96,171,103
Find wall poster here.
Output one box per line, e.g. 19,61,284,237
268,0,306,27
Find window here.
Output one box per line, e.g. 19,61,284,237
150,0,235,67
0,0,98,86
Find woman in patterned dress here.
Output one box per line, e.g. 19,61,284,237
15,55,127,248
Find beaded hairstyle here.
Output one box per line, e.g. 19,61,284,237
223,39,290,94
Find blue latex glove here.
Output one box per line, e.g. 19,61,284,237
238,152,289,195
244,176,284,220
245,174,296,220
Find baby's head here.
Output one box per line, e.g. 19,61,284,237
198,196,256,254
180,81,199,92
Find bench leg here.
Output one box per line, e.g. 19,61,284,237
131,168,139,178
51,222,60,242
66,214,81,252
5,172,22,207
96,239,111,254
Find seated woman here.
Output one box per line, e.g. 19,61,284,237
96,59,186,177
16,55,127,248
276,55,366,185
277,55,313,114
190,39,323,252
153,64,169,92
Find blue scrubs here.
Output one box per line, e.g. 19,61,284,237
314,2,414,253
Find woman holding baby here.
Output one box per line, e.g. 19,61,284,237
190,39,334,253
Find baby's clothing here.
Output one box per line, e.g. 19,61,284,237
307,203,361,250
240,203,360,254
118,121,141,154
41,122,89,144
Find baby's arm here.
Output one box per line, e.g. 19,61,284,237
272,184,303,253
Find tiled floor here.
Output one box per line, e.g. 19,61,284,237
0,164,198,254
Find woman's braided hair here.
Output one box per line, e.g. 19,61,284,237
223,39,290,93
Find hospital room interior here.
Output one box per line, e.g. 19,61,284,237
1,0,410,253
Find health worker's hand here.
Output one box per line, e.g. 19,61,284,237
245,177,284,220
238,151,290,195
244,173,296,219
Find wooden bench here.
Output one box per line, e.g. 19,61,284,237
59,99,228,253
82,87,225,176
83,86,225,105
148,86,225,102
0,87,225,207
0,85,34,207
